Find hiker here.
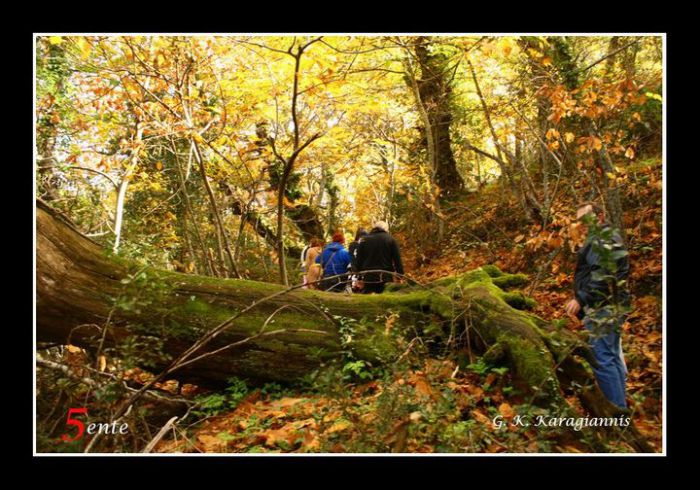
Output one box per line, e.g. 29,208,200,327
565,202,631,409
316,231,352,292
348,228,368,272
304,237,324,289
355,220,404,294
348,228,368,291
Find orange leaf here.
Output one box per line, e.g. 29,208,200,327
545,128,560,140
327,419,352,434
471,410,491,426
414,378,434,397
498,402,516,419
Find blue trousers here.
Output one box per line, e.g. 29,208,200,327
583,308,628,409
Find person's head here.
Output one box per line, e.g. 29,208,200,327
310,237,323,248
373,220,389,232
331,231,345,244
575,202,605,223
355,227,368,241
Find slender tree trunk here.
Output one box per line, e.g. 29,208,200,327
277,43,304,286
593,125,626,241
179,208,198,274
604,36,621,81
172,140,215,276
36,134,60,202
622,37,640,80
112,64,154,254
113,117,145,254
36,40,67,202
325,173,340,236
387,144,397,224
276,165,291,286
475,153,483,189
112,177,130,253
469,60,537,220
192,140,240,278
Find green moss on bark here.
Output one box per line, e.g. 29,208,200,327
481,264,503,277
500,291,537,310
492,273,529,289
501,336,561,402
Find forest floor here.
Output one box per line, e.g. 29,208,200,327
149,158,663,454
400,158,663,452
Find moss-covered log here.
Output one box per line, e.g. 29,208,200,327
35,201,581,391
38,201,452,386
36,200,651,451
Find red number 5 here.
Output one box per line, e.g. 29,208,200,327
61,408,88,442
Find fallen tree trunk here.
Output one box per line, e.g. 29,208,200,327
36,200,652,451
33,198,590,392
38,200,448,386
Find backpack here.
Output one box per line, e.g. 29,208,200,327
300,245,310,271
320,248,341,278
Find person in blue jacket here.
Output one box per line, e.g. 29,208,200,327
316,231,352,292
565,202,631,409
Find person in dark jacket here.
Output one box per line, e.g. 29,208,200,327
348,228,368,273
316,231,352,292
355,220,404,294
348,228,369,292
565,202,631,409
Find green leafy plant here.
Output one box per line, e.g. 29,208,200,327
342,360,373,381
193,377,250,417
